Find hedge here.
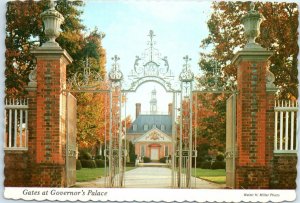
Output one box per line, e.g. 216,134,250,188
216,154,225,162
143,157,151,163
159,157,166,163
79,151,92,160
200,161,212,169
95,159,105,168
76,159,82,170
211,161,225,169
80,160,96,168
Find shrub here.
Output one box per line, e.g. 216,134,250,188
95,155,102,160
76,159,82,170
95,159,105,168
80,160,96,168
211,161,226,169
159,157,166,163
216,154,225,162
79,151,92,160
200,161,211,169
143,157,151,163
126,162,135,167
129,142,137,162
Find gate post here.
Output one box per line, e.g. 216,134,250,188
29,2,72,187
232,4,274,189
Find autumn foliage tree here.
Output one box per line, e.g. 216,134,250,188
194,2,299,160
6,0,110,155
200,1,298,99
5,0,85,96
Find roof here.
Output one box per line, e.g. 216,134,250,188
127,114,172,134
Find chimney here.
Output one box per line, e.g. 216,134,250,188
136,103,141,118
168,103,172,116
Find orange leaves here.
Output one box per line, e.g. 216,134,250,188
76,91,110,148
200,1,299,99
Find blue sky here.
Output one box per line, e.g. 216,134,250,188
82,0,213,119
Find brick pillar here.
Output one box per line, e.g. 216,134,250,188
232,46,273,189
31,46,72,187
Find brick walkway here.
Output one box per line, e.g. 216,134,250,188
75,167,224,188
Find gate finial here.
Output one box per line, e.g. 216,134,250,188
40,0,64,47
241,2,262,45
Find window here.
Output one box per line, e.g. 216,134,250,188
144,124,148,131
161,124,165,131
152,124,156,128
133,124,137,131
165,146,169,157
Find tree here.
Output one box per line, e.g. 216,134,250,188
5,0,85,96
6,0,110,152
200,1,298,99
76,85,110,149
193,93,227,156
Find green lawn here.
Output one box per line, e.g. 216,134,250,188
192,168,226,184
76,167,135,182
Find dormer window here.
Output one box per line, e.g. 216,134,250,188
161,124,165,131
144,124,148,131
133,124,137,131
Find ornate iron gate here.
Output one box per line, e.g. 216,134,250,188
65,30,199,188
66,93,77,187
106,55,125,187
194,64,237,189
173,55,195,188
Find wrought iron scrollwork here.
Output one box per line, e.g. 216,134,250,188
109,55,123,83
129,30,172,79
68,58,103,90
197,62,236,92
179,55,194,83
124,30,176,92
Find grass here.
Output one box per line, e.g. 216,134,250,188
76,167,135,182
192,168,226,184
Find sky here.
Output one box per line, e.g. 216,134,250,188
82,0,213,119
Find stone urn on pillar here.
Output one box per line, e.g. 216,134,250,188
40,0,64,47
241,3,262,46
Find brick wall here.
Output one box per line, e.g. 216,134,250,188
4,151,29,186
270,154,297,189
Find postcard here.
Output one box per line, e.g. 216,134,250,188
1,0,298,202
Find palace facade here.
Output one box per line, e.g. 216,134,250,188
126,89,173,161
